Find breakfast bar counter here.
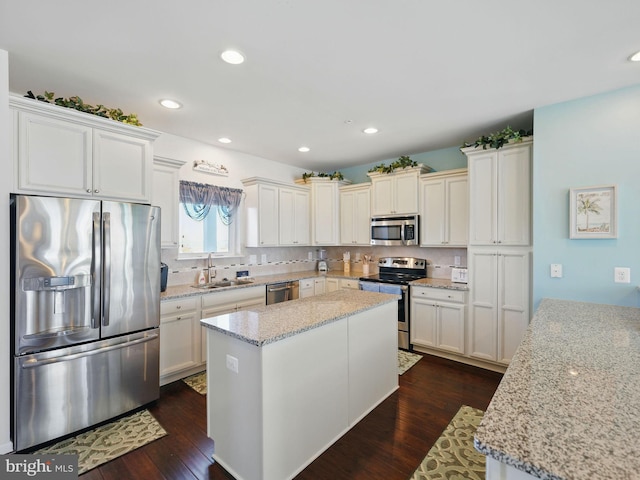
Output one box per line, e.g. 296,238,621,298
201,289,399,480
474,298,640,480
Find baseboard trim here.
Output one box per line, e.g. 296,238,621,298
411,346,507,374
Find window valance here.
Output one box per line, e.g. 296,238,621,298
179,180,243,223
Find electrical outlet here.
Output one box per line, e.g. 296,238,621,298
550,264,563,278
614,267,631,284
454,256,461,266
226,354,239,373
261,254,267,264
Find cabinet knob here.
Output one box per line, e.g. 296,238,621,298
94,189,99,193
86,189,92,193
176,305,181,309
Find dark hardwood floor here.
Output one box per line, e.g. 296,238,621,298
81,354,503,480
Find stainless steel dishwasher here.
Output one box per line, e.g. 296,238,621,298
266,281,299,304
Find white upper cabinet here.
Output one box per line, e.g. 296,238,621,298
464,139,532,246
243,180,280,247
243,177,310,247
299,178,349,246
11,95,159,203
340,184,371,245
152,156,185,248
368,166,429,216
279,186,310,246
420,169,468,247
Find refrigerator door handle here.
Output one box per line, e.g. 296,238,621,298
20,332,159,369
102,212,111,326
91,212,101,329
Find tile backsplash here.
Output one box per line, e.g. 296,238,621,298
162,245,466,286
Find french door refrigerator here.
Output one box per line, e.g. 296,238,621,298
10,194,161,451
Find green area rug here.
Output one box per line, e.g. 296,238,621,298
183,370,207,394
34,409,166,475
409,405,485,480
398,350,422,375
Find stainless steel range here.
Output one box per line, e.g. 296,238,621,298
359,257,427,350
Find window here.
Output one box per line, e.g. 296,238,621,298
178,180,243,256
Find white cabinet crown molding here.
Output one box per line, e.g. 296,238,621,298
153,155,186,168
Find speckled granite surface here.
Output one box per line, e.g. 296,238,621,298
200,289,399,346
409,277,469,291
162,270,465,301
161,270,362,301
474,298,640,480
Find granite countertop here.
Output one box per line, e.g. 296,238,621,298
162,270,466,301
200,289,399,346
409,277,469,291
160,270,362,301
474,298,640,480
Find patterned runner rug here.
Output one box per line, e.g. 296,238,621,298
34,409,167,475
409,405,485,480
183,370,207,394
398,350,422,375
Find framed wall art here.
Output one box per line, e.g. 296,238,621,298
569,184,617,239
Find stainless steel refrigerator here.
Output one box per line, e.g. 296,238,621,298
10,194,161,451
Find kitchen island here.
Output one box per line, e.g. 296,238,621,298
475,298,640,480
200,289,399,480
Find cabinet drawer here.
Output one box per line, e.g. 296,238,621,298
201,286,265,309
161,297,198,316
300,278,314,289
411,287,466,303
340,279,360,290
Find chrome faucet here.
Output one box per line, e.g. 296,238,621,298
207,252,216,281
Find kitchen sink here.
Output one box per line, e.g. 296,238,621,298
191,280,234,289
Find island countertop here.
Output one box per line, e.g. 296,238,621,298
474,298,640,480
200,289,399,346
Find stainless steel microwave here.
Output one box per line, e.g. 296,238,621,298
370,215,419,246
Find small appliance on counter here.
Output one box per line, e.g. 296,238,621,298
451,267,468,284
317,249,328,272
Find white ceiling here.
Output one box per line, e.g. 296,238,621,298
1,1,639,171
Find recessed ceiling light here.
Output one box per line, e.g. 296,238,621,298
363,127,379,134
221,50,245,65
159,99,182,109
218,137,232,144
629,50,640,62
298,146,310,153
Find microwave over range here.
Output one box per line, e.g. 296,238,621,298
370,215,419,246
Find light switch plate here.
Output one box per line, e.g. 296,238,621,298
550,264,563,278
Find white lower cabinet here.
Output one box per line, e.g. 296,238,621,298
299,278,315,298
468,248,531,365
201,286,265,363
326,277,339,292
160,297,200,381
314,277,326,295
410,286,466,354
160,286,265,385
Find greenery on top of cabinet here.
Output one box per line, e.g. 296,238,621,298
462,126,533,150
25,90,143,126
301,171,345,182
368,155,418,174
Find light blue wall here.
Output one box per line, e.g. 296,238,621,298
533,83,640,308
340,145,467,183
